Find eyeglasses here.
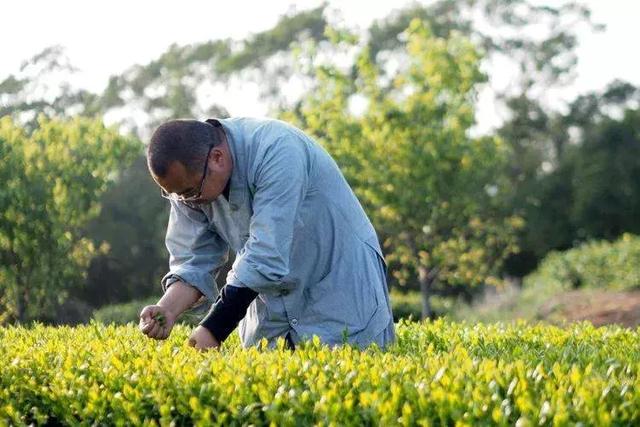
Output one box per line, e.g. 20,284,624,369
161,145,214,203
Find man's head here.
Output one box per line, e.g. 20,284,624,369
147,119,233,205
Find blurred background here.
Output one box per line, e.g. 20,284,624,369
1,0,638,327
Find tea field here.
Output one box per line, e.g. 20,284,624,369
1,319,638,426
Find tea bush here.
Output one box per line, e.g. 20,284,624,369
2,319,639,425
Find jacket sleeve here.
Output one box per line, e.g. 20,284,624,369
161,199,229,306
226,136,309,293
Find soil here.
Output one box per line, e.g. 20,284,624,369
537,290,640,328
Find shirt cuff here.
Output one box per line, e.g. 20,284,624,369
231,259,270,291
230,261,296,294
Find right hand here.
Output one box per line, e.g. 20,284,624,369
139,305,176,340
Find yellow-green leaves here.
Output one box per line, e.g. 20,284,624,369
1,320,639,425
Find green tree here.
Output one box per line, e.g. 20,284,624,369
502,81,640,274
0,116,139,324
569,106,640,240
286,20,521,318
78,155,170,306
366,1,599,92
0,1,601,314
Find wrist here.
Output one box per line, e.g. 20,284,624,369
158,281,203,320
157,301,179,321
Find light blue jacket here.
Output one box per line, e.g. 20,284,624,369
162,118,394,348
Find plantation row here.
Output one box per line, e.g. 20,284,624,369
1,320,638,426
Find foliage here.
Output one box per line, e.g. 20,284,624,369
567,107,640,241
0,116,140,325
389,290,423,322
1,1,597,137
1,320,639,425
366,0,599,96
453,234,640,324
0,7,329,135
389,290,460,322
80,156,171,306
0,46,101,132
501,81,640,276
524,233,640,294
0,1,604,316
286,20,521,317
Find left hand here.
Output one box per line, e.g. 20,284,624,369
188,325,221,351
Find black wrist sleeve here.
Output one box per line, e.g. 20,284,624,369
198,284,258,343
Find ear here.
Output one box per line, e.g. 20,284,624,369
211,146,225,164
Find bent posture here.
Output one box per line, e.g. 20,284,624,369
139,118,394,350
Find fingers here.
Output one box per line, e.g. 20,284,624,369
140,318,172,343
158,325,170,340
140,318,155,334
140,318,161,337
147,322,162,339
139,306,154,323
186,328,219,351
187,332,205,350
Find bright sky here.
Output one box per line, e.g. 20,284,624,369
1,0,638,132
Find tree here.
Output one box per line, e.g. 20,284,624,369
0,1,602,315
286,20,521,318
76,156,170,306
503,81,640,274
0,116,139,324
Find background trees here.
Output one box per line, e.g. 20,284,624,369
0,117,139,324
285,20,521,318
0,0,637,324
501,81,640,275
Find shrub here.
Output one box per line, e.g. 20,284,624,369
524,233,640,293
389,290,422,321
1,320,638,425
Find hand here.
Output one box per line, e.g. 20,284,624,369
139,305,176,340
188,325,221,351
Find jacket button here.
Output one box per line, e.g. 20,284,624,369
290,318,298,326
280,289,289,296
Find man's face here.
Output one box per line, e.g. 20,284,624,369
153,137,233,205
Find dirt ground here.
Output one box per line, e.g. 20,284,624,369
537,290,640,328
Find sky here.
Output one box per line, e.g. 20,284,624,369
1,0,638,132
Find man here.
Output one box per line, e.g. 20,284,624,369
139,117,395,351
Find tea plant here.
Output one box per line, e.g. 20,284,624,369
1,319,638,426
